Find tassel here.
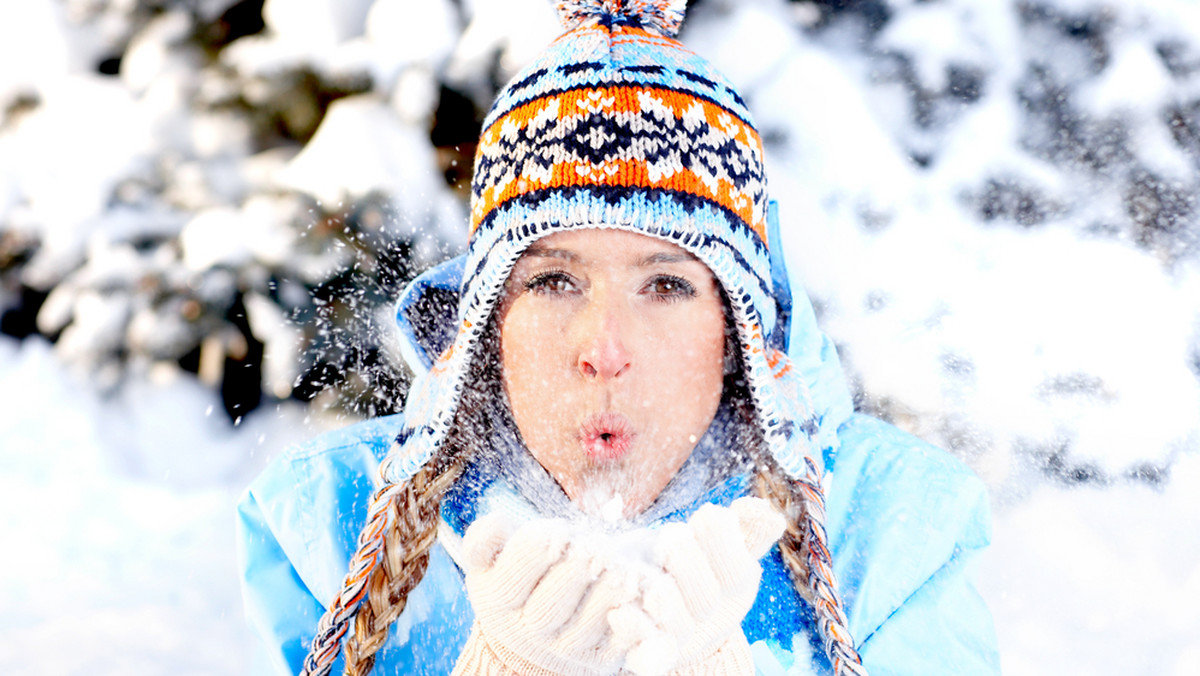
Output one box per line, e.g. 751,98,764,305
553,0,689,37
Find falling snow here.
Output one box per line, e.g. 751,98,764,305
1,0,1199,674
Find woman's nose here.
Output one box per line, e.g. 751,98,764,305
577,299,632,380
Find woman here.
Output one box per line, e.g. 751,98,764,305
237,1,999,674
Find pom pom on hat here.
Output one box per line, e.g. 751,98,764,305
554,0,688,37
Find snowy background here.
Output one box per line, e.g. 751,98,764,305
1,0,1198,673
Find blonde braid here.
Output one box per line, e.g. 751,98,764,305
317,326,499,675
755,459,867,676
753,464,815,601
720,300,865,674
301,476,402,676
343,459,466,675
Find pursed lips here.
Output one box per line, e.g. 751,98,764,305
578,411,636,461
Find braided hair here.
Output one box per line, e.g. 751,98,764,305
300,346,495,676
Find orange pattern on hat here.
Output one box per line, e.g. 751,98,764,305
471,85,767,242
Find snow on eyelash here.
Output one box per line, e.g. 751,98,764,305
644,275,697,301
524,270,576,294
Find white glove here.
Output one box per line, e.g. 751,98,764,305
451,498,785,676
451,512,645,676
618,497,786,676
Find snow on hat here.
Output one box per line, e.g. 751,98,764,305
382,0,834,484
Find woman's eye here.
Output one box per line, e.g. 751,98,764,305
525,272,576,295
645,275,696,300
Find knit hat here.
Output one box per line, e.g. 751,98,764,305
382,0,835,485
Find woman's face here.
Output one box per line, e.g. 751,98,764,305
497,229,727,518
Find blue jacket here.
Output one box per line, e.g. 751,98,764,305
236,254,1000,675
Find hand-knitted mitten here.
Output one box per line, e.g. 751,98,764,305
623,497,786,676
452,512,643,676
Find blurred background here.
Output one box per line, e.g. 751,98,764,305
1,0,1198,673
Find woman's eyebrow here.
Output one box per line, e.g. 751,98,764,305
522,244,579,262
637,251,698,266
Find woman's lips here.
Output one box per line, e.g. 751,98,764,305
579,412,635,462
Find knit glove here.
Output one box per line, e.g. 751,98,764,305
618,497,786,676
451,498,785,676
451,513,645,676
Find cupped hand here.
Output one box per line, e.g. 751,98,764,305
453,498,785,676
457,511,645,675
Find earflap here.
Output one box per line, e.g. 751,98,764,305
382,222,554,486
758,346,828,478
